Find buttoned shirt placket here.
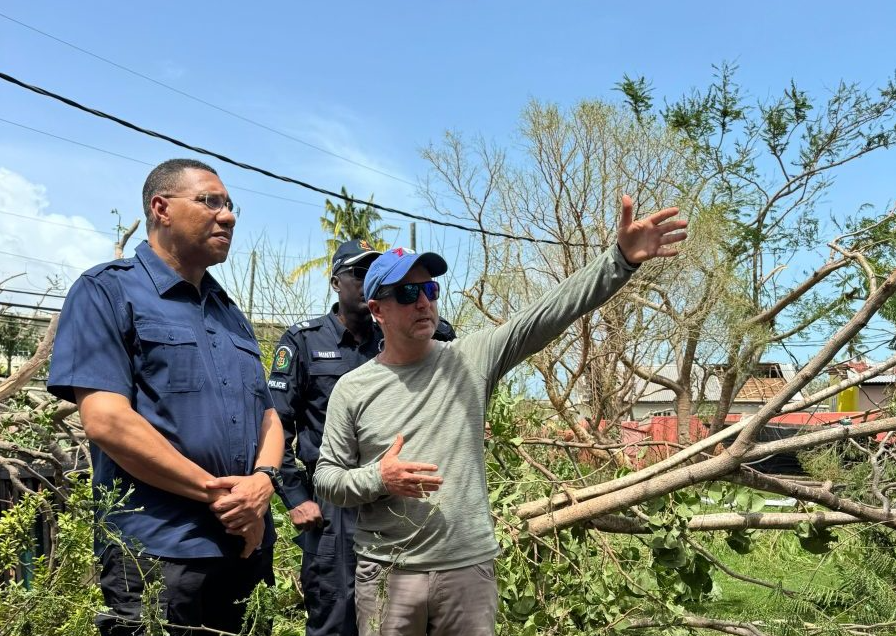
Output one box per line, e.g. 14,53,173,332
201,288,248,476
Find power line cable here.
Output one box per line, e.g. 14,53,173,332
0,287,67,299
0,116,326,211
0,71,575,247
0,11,422,191
0,115,478,231
0,248,84,270
0,300,61,312
0,209,118,237
0,313,52,322
0,120,387,260
0,115,411,227
0,115,151,167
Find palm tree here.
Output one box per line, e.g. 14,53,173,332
289,187,397,282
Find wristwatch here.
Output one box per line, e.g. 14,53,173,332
252,465,285,496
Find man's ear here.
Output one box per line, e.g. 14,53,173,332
368,299,383,325
330,274,341,294
150,195,171,228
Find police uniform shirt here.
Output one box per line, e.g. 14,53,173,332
47,241,276,559
267,306,381,508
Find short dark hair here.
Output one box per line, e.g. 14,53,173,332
142,159,218,230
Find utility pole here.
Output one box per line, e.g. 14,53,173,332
410,222,417,251
247,250,257,321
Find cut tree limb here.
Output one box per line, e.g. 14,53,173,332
0,313,58,401
587,510,864,534
114,218,141,259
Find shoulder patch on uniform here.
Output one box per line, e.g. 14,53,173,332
272,345,293,372
83,257,135,278
290,316,324,333
267,378,289,391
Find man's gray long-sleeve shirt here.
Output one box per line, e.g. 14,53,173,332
314,245,638,570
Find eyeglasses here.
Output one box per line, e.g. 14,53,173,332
336,266,368,280
162,192,240,218
376,281,440,305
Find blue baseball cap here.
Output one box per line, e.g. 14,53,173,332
363,247,448,301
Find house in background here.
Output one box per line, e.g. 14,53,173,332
628,362,805,421
828,360,895,413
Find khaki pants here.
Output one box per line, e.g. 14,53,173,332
355,558,498,636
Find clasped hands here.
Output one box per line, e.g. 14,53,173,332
206,473,274,558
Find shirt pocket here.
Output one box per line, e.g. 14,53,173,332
229,332,268,464
134,321,205,393
307,359,353,398
228,332,267,397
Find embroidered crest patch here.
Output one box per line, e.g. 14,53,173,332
273,345,293,372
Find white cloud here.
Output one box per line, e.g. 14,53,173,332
0,167,114,293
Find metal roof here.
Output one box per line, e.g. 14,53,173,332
629,363,803,404
860,374,896,385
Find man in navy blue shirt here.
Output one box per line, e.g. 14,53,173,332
48,158,284,636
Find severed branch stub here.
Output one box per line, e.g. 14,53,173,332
0,313,59,402
114,217,141,259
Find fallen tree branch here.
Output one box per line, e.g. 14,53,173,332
587,510,863,534
741,416,896,461
514,444,579,504
516,417,748,519
519,415,896,522
626,614,769,636
520,267,896,533
685,535,799,597
519,437,689,451
731,265,896,450
725,469,896,528
0,314,58,401
781,352,896,414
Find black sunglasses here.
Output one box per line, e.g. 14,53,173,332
376,281,440,304
336,266,368,280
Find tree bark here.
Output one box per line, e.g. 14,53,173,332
0,314,58,401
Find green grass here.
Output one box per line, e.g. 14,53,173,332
685,526,893,635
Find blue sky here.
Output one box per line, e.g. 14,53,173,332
1,2,895,347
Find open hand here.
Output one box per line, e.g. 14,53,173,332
616,194,687,264
379,434,443,498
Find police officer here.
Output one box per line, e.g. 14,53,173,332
269,239,454,636
48,158,284,635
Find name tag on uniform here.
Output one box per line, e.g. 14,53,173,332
311,350,341,360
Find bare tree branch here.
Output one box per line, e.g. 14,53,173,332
114,218,141,259
0,313,58,401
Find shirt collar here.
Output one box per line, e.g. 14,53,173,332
135,241,229,302
327,303,376,346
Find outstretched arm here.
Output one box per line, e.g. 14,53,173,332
465,194,688,384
